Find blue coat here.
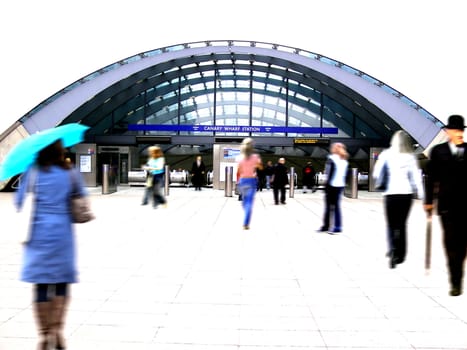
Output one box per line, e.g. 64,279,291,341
15,166,86,284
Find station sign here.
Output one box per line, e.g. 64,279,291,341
128,124,338,134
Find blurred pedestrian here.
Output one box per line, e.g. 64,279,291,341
264,160,274,190
373,130,424,269
237,138,263,230
302,161,316,193
256,165,266,191
14,140,88,350
272,157,288,205
191,155,206,191
424,115,467,296
142,146,166,208
318,142,349,234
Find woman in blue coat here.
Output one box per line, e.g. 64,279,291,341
15,140,87,350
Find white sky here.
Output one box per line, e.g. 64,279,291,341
1,0,465,133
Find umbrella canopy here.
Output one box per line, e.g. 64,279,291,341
0,123,90,180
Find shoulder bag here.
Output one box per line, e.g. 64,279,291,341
70,170,95,223
17,168,38,244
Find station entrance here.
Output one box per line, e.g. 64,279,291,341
72,135,380,191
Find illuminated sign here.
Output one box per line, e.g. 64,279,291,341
293,138,330,145
128,124,338,134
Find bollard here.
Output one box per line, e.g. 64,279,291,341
164,165,170,196
289,167,295,198
102,164,117,194
224,166,233,197
345,168,358,199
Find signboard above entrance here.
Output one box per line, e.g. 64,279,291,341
128,124,338,134
293,138,331,145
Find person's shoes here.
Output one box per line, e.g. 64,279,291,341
141,202,148,206
328,228,342,234
317,227,328,233
449,287,462,296
311,188,317,193
243,225,249,230
275,202,279,205
281,202,286,205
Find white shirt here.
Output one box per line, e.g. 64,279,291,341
326,154,348,187
373,149,424,199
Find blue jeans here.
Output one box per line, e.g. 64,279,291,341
238,178,257,227
322,186,343,230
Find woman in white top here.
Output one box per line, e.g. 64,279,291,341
319,142,349,234
373,130,424,268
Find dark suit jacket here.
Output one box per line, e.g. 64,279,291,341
425,142,467,214
272,163,289,187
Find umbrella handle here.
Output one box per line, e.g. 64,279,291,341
425,214,433,272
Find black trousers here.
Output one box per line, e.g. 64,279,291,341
384,194,413,263
440,210,467,289
273,185,286,204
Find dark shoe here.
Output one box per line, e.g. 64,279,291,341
281,202,286,205
388,251,402,269
275,202,279,205
449,287,462,296
328,228,342,234
243,225,249,230
317,227,328,233
141,202,148,206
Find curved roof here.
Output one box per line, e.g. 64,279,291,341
19,40,444,150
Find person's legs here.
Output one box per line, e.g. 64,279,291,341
34,284,52,350
152,175,166,207
394,195,413,264
280,186,286,204
332,187,343,231
51,283,69,350
273,186,279,204
441,212,467,295
320,187,332,231
142,177,152,205
240,178,256,228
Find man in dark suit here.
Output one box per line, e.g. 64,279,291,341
272,157,289,205
191,156,206,191
424,114,467,296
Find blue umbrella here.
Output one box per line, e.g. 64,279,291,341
0,123,90,180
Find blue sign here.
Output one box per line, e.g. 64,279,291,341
128,124,338,134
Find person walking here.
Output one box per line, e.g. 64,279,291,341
264,160,274,190
373,130,424,269
14,140,88,350
424,114,467,296
142,145,167,208
191,155,206,191
302,161,316,193
236,138,262,230
318,142,349,234
272,157,288,205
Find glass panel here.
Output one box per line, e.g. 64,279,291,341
361,74,379,85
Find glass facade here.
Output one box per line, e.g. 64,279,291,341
19,40,444,148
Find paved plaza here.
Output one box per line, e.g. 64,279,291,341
1,185,467,349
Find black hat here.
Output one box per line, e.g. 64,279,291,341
445,115,466,130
